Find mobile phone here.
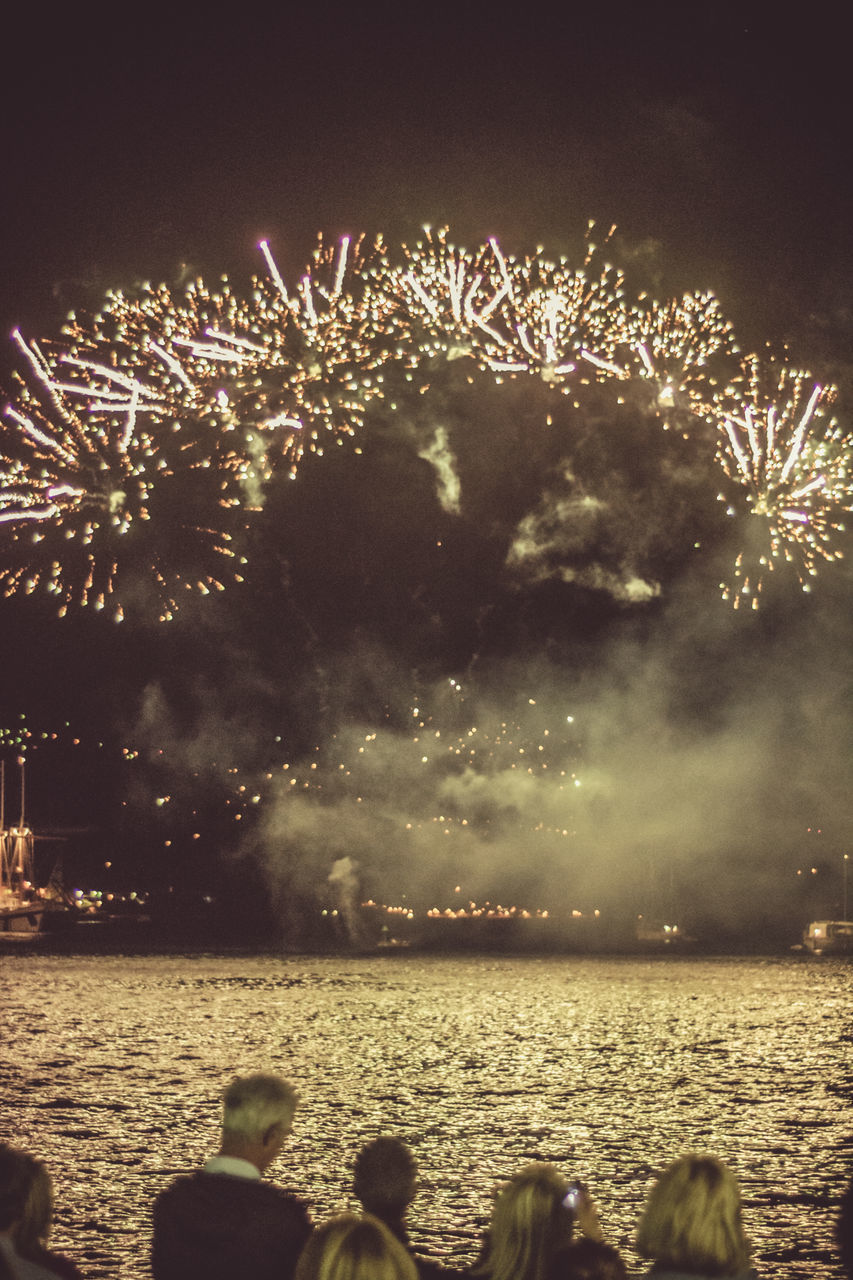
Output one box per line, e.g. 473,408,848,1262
563,1181,581,1211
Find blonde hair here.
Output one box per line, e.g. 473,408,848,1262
295,1213,417,1280
636,1154,751,1276
477,1163,573,1280
14,1153,54,1254
221,1072,298,1141
0,1143,56,1270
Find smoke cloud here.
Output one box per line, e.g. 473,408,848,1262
104,346,852,945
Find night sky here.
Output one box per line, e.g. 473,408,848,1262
1,5,851,938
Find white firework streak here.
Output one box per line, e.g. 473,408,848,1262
715,368,853,607
474,239,631,385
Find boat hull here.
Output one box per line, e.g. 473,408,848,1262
0,901,45,934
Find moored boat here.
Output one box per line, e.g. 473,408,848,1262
0,759,75,936
802,920,853,955
1,819,45,934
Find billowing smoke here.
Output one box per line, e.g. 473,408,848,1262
327,855,364,944
237,578,852,944
418,426,462,515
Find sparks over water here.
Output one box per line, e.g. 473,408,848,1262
1,228,850,619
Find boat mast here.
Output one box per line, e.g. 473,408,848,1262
0,760,12,900
6,758,35,892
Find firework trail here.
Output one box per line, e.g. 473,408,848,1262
712,356,852,607
377,227,513,366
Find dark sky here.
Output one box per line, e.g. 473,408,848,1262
1,4,851,933
4,6,852,338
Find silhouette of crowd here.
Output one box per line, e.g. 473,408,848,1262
2,1071,852,1279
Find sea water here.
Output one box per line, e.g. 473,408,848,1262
0,951,850,1278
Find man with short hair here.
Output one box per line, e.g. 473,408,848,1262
353,1136,463,1280
151,1072,311,1280
354,1136,417,1233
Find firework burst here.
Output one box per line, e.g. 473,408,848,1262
475,224,631,386
0,236,394,620
247,234,394,470
712,356,852,606
385,224,631,387
0,325,256,621
1,227,851,620
626,290,738,427
379,227,512,367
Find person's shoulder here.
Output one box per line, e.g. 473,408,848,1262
643,1271,759,1280
154,1170,309,1220
229,1177,312,1236
0,1248,70,1280
29,1250,83,1280
414,1257,467,1280
154,1169,204,1193
152,1169,205,1209
204,1173,309,1211
263,1181,312,1218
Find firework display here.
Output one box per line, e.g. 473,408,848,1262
0,323,249,621
626,290,739,418
711,356,851,606
383,223,631,384
1,228,850,619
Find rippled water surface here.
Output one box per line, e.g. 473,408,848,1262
1,952,851,1278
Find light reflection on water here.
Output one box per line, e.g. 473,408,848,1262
0,952,850,1279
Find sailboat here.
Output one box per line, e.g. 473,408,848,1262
0,759,45,934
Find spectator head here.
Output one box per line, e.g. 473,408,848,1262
219,1072,298,1171
0,1144,29,1233
479,1163,575,1280
353,1138,417,1219
12,1150,54,1255
546,1240,627,1280
636,1153,751,1277
839,1174,853,1278
295,1213,417,1280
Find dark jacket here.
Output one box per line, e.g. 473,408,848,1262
151,1171,311,1280
374,1213,467,1280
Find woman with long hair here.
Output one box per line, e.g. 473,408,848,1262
474,1164,602,1280
0,1144,81,1280
14,1151,82,1280
636,1154,755,1278
295,1213,417,1280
